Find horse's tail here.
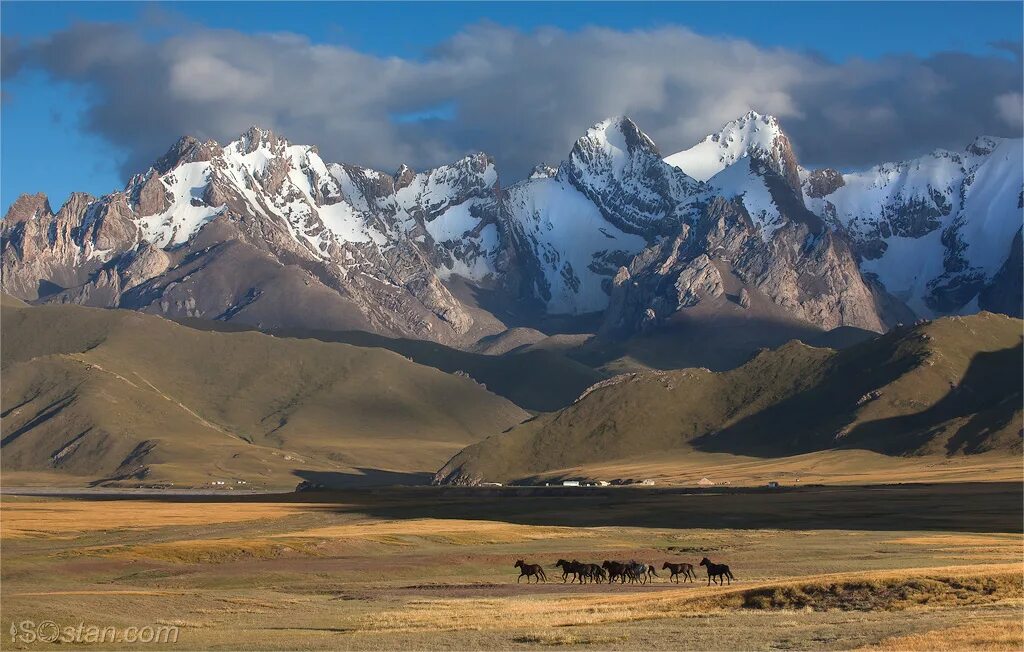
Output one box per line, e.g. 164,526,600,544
649,566,659,576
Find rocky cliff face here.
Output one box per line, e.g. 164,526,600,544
600,191,893,338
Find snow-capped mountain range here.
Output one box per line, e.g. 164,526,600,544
3,112,1021,345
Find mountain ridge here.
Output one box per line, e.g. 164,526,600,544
3,113,1020,348
0,298,529,488
435,311,1023,486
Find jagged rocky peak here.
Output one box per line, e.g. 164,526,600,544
564,116,662,176
153,135,225,174
664,110,802,194
556,115,703,238
234,124,288,155
803,168,845,199
529,164,557,179
599,194,893,338
394,163,416,189
4,192,53,224
966,135,1002,157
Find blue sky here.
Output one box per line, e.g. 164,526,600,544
2,1,1022,212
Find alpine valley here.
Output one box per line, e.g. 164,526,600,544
2,111,1022,488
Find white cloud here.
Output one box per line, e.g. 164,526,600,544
995,92,1023,129
6,22,1021,180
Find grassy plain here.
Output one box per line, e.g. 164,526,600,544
1,484,1022,650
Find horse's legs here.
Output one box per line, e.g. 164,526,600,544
518,573,523,583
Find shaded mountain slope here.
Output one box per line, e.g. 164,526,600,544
174,318,604,413
1,301,528,488
435,312,1022,485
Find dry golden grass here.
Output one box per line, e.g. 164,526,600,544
353,564,1024,633
0,500,321,538
527,449,1024,487
273,519,599,546
512,632,630,646
3,492,1022,650
865,619,1024,651
888,534,1023,547
59,538,326,564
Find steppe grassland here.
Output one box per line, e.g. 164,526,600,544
1,491,1021,650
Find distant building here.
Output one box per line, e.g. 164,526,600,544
562,480,581,487
480,482,503,487
697,477,715,486
596,480,610,486
767,481,780,489
640,479,656,486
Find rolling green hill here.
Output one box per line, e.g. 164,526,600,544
435,312,1023,485
2,301,528,489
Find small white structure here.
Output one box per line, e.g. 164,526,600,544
767,481,780,489
481,482,503,487
562,480,581,487
697,477,715,487
596,480,611,486
640,479,656,486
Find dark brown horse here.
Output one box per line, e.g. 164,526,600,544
554,559,583,583
515,559,547,583
579,563,606,583
601,560,630,584
662,562,697,583
699,557,734,585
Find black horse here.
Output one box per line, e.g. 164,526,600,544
662,562,697,583
699,557,734,585
515,559,548,583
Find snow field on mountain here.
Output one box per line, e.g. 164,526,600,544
959,138,1024,278
664,110,783,181
138,162,223,248
707,157,786,239
506,177,647,313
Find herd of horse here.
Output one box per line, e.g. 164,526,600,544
514,558,735,586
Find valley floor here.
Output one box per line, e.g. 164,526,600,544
1,484,1022,650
